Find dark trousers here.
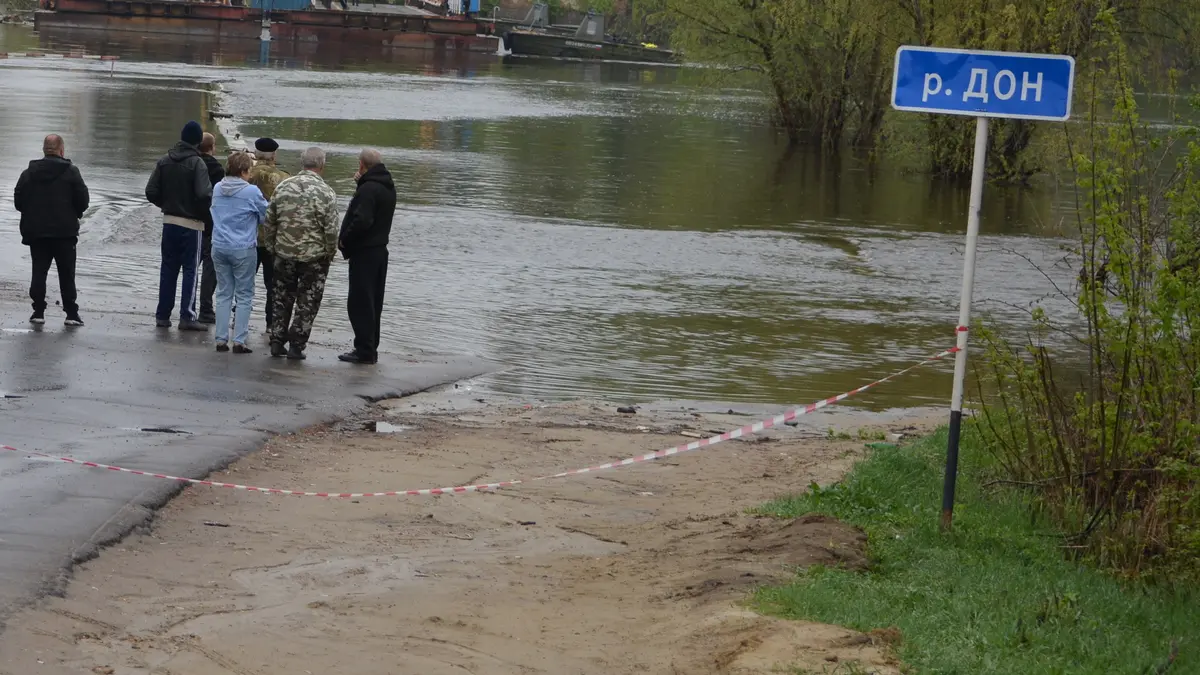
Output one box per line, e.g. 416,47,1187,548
29,237,78,314
271,257,330,351
256,246,275,327
347,246,388,360
200,231,216,319
156,223,203,323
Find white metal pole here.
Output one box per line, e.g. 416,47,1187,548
941,115,989,531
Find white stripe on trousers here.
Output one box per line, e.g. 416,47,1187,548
185,229,202,321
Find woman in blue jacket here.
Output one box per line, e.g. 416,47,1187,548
209,152,268,353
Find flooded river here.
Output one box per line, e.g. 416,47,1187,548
0,25,1083,408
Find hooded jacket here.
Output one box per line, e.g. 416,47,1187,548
210,178,268,251
14,155,90,245
339,163,396,255
145,141,213,229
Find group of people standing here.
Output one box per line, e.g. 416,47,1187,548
14,121,395,365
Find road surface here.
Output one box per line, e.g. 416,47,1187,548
0,304,488,623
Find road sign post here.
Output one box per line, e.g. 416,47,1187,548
890,46,1074,530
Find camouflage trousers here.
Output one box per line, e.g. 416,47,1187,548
270,257,330,351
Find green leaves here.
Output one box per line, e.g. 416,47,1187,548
976,19,1200,581
665,0,904,147
664,0,1196,180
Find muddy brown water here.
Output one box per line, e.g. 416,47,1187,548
0,24,1102,408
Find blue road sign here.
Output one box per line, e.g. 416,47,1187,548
892,46,1074,121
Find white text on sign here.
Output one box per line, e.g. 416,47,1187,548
892,46,1074,121
922,69,1044,104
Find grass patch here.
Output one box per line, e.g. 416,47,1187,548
754,429,1197,674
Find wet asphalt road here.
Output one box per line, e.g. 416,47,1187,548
0,307,488,621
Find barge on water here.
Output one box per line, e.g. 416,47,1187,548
34,0,500,51
500,11,675,64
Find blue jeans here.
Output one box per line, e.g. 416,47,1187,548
212,246,257,346
156,223,204,323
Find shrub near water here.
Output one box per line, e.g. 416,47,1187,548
647,1,1197,179
756,432,1197,674
977,27,1200,580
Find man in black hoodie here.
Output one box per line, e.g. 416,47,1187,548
14,134,89,327
197,132,226,324
145,121,212,331
337,148,396,365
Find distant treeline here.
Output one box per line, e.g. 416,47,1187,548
630,0,1200,180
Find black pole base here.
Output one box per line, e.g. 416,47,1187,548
941,409,964,532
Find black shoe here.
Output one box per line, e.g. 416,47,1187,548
197,313,217,325
216,342,230,352
338,351,376,365
156,318,172,328
233,343,253,354
270,342,287,358
179,320,209,332
286,346,306,360
30,310,45,325
64,313,84,327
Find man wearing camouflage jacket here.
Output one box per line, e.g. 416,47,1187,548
262,147,339,360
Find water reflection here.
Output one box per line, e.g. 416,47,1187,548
0,24,1081,407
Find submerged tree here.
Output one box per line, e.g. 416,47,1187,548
659,0,1197,178
901,0,1103,180
658,0,906,149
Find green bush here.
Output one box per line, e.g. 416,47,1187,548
651,1,1197,179
976,19,1200,581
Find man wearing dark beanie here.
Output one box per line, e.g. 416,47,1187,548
145,121,213,330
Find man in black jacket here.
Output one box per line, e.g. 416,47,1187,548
14,134,89,327
145,121,212,331
197,133,225,324
338,148,396,365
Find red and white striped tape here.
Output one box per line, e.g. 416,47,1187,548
0,348,957,498
0,52,118,60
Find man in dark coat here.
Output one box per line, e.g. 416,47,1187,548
338,148,395,365
197,132,226,324
14,134,89,326
145,121,213,331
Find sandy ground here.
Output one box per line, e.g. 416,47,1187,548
0,394,943,675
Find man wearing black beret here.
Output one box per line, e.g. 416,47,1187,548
247,137,289,330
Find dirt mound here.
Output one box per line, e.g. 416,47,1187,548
659,513,868,601
670,609,901,675
734,513,869,568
